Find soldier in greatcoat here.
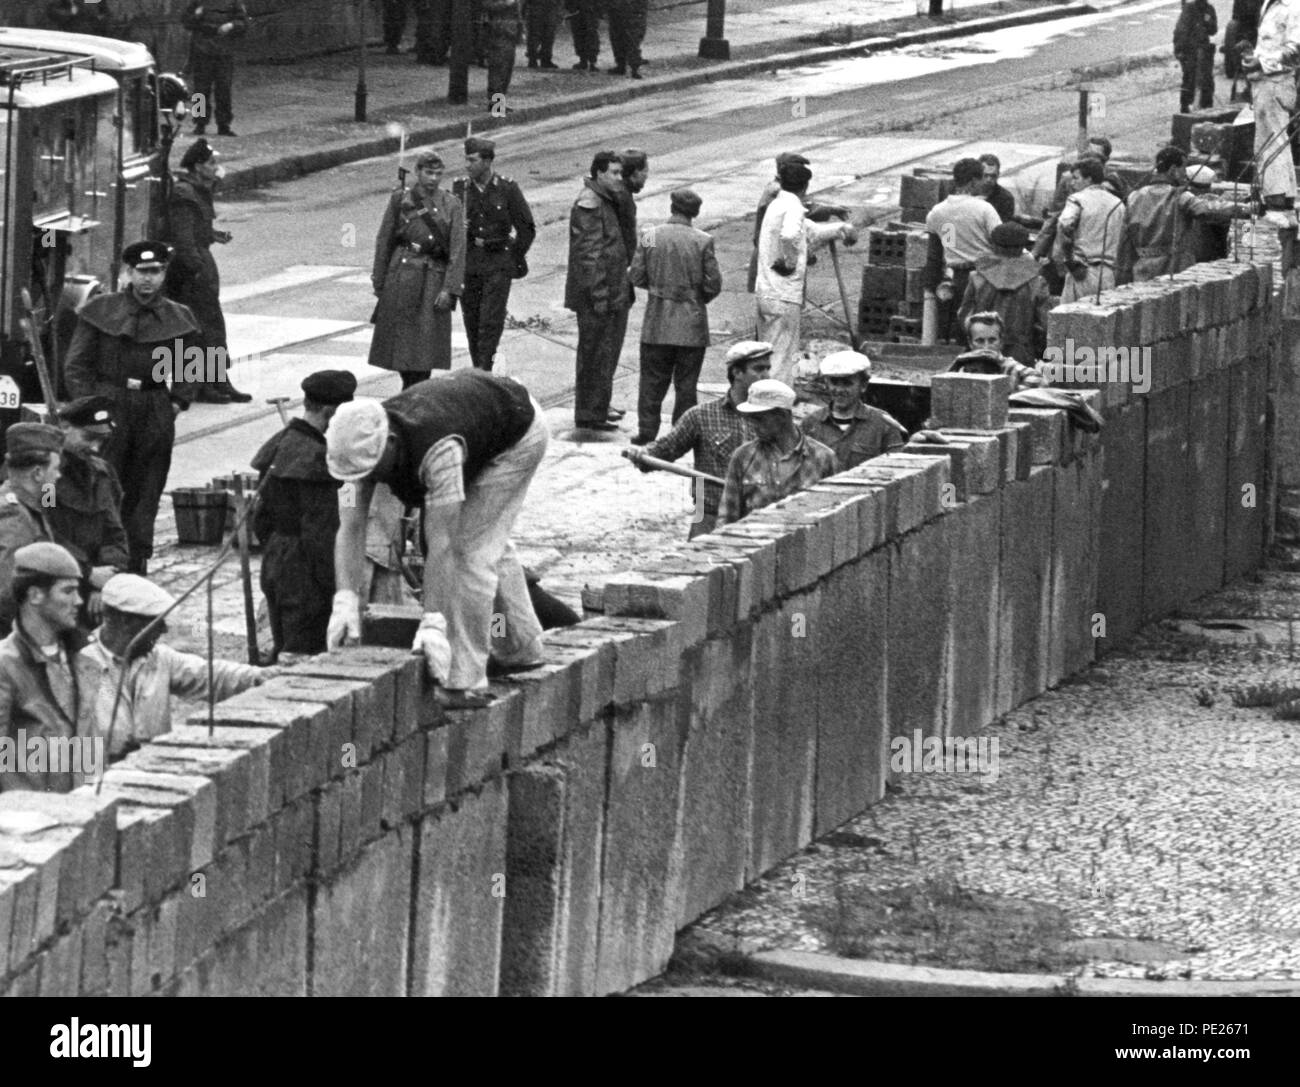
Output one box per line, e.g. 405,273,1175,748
369,151,467,389
250,370,357,660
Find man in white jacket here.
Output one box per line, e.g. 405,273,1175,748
1243,0,1300,226
754,160,857,383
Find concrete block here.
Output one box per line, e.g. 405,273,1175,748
0,791,117,920
78,897,114,996
536,627,616,721
1096,402,1147,648
361,603,422,647
907,434,1000,501
272,795,315,897
442,705,506,797
582,616,682,705
338,769,364,861
815,551,890,834
834,466,901,539
595,698,686,995
499,721,609,997
995,468,1054,716
359,755,385,846
677,628,756,923
38,926,82,997
1143,385,1194,621
603,570,713,647
886,519,952,748
312,827,413,996
496,654,579,759
715,518,818,596
154,725,278,831
93,765,217,876
172,886,308,996
127,743,251,854
410,776,509,996
339,646,427,741
1049,453,1102,685
852,455,950,533
288,652,400,750
749,595,819,877
766,491,860,571
929,372,1011,429
253,676,356,787
945,497,1000,737
1226,354,1268,581
1186,372,1229,600
1007,407,1068,466
0,864,38,978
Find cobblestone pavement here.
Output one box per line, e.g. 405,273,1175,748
692,574,1300,981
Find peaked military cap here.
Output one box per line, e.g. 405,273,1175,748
301,370,358,406
13,541,81,580
121,240,171,268
58,395,115,430
4,422,64,458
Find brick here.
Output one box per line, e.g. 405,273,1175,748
0,791,117,918
312,827,413,996
746,506,837,587
127,744,251,854
715,518,816,595
835,466,902,539
94,765,217,875
871,454,950,527
154,725,277,831
687,535,778,617
361,603,422,647
329,645,427,740
257,675,360,786
1007,407,1068,466
944,425,1027,485
603,570,713,647
930,372,1010,429
288,652,400,750
495,656,579,760
410,778,509,996
581,616,681,706
905,434,1000,502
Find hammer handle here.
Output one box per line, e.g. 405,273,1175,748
622,449,725,487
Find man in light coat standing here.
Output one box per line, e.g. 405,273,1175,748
755,161,858,383
628,188,722,444
1052,158,1126,303
1241,0,1300,226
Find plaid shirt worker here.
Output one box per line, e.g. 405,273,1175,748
720,431,836,524
644,396,755,524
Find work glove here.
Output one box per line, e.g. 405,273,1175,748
413,612,452,685
840,224,859,246
327,589,361,649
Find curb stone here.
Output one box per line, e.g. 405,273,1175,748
221,2,1107,195
746,949,1300,996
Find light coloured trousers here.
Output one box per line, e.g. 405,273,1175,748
1060,264,1116,304
755,294,802,384
430,399,549,689
1252,70,1298,201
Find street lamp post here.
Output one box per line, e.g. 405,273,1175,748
355,0,368,122
699,0,729,60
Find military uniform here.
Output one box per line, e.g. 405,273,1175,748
483,0,523,107
250,371,356,656
64,242,200,574
453,144,536,372
525,0,561,66
607,0,647,76
182,1,250,135
414,0,452,63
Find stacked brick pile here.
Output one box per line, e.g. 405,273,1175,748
860,225,930,341
0,262,1277,999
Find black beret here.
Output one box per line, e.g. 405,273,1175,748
301,370,358,406
58,395,115,430
775,151,810,167
180,138,216,171
4,422,64,458
465,136,496,157
990,222,1031,251
121,240,171,268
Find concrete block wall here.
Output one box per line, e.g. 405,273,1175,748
0,260,1276,998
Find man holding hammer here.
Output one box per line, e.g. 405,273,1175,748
325,369,548,709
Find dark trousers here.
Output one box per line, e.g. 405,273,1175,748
262,535,332,654
573,304,627,425
566,0,601,62
941,265,973,344
104,387,174,570
486,31,517,98
637,342,705,439
462,269,513,370
383,0,409,47
401,370,430,389
415,0,451,61
189,51,235,128
607,0,646,69
526,0,559,61
1179,45,1216,112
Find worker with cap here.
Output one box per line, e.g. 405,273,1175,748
1182,164,1232,263
719,379,836,525
952,311,1047,389
65,240,203,576
325,369,549,709
0,423,64,637
747,153,850,293
628,188,722,444
628,340,768,538
1118,145,1247,282
165,138,250,405
800,352,907,473
957,220,1055,367
49,396,130,626
452,137,536,371
82,573,267,758
370,150,467,389
0,542,99,792
250,369,359,660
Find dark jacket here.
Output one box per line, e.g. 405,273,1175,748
1174,0,1219,55
49,448,130,574
564,178,629,313
165,173,226,348
1119,176,1242,281
0,619,96,793
251,419,340,546
800,403,907,473
957,254,1055,365
183,1,250,57
452,172,536,277
0,484,55,637
65,289,201,408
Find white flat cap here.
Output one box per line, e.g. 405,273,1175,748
820,350,872,377
326,398,390,482
102,574,175,617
